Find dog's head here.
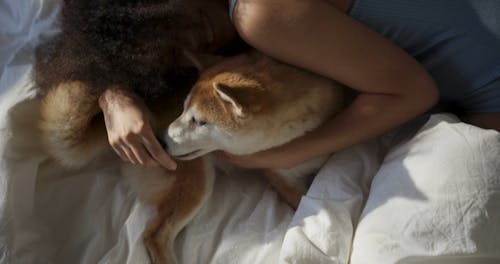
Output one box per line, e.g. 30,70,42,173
164,53,344,160
165,70,271,160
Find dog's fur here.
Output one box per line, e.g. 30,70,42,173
165,51,348,209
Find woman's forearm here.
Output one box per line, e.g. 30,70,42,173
288,91,436,163
231,0,439,166
218,86,437,170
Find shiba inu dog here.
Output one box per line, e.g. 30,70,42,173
164,51,348,209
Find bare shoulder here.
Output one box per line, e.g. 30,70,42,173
232,0,317,38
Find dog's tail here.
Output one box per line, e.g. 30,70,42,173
39,81,109,168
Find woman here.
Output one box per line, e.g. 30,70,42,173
99,0,500,169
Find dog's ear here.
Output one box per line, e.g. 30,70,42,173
213,82,246,117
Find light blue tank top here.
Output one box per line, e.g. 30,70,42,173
230,0,500,113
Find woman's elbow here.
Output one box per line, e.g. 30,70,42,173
401,71,440,115
414,73,439,111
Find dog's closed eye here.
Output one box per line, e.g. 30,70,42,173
191,116,207,126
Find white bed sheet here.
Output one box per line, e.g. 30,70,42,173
1,1,500,263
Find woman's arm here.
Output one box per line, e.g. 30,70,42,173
222,0,438,169
99,86,177,170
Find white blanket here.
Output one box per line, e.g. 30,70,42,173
1,1,500,263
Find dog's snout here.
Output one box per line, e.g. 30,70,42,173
167,125,178,138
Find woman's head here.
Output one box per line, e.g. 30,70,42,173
36,0,240,97
64,0,237,57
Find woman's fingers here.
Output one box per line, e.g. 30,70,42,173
107,124,176,169
141,130,177,170
119,142,140,164
112,144,129,162
111,133,176,170
124,137,159,166
111,137,147,165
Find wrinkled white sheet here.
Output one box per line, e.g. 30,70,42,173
1,1,500,264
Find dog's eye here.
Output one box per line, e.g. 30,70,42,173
191,116,207,126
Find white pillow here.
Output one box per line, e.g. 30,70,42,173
351,114,500,264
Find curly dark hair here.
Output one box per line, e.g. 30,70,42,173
33,0,203,98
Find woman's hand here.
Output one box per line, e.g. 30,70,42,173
98,86,177,170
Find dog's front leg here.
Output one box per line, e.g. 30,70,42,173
262,169,305,210
124,157,215,264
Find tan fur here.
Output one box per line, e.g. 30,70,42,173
166,51,349,209
122,158,214,264
38,80,210,264
262,170,303,209
190,52,345,137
